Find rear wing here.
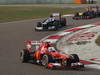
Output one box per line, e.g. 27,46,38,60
52,13,61,17
24,41,41,45
24,40,55,50
31,41,41,45
24,41,42,50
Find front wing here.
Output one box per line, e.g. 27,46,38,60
47,62,84,69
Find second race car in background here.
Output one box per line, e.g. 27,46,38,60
73,6,100,20
35,13,66,31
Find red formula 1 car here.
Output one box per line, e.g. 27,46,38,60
20,41,84,69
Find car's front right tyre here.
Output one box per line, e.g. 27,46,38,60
70,54,80,63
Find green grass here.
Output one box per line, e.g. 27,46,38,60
0,5,85,22
95,35,100,46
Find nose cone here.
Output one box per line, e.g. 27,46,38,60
50,52,69,59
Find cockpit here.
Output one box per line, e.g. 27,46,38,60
48,47,56,52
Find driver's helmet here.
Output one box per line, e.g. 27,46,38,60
48,47,56,52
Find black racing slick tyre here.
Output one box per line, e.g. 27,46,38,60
61,18,66,26
41,55,53,68
20,49,30,63
70,54,80,63
53,21,60,29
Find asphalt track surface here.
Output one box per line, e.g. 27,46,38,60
0,17,100,75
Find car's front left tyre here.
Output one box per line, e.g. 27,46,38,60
70,54,80,63
41,55,53,68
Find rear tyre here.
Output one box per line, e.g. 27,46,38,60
61,18,66,26
53,21,60,30
70,54,79,63
20,49,30,63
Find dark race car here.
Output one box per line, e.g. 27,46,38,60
73,6,100,20
73,12,95,20
35,13,66,31
20,41,84,69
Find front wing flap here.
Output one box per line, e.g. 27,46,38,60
47,62,84,69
